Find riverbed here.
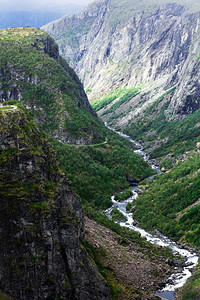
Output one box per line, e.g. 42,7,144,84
105,127,199,300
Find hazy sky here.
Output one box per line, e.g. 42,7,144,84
0,0,94,11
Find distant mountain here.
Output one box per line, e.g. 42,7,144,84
42,0,200,157
0,5,85,29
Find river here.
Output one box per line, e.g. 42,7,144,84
105,128,199,300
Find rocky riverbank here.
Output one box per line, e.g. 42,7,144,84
85,217,172,300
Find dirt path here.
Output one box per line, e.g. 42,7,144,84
59,137,108,147
0,104,18,111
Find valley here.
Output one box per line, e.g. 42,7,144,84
42,0,200,159
0,0,200,299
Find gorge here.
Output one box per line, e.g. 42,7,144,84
0,0,200,298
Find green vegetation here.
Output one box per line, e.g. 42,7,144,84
114,189,133,201
126,202,133,211
177,265,200,300
92,86,141,116
0,27,104,143
84,240,123,299
132,154,200,246
51,129,153,210
110,207,127,221
0,107,62,215
124,88,200,158
92,87,125,111
160,157,174,170
101,87,140,116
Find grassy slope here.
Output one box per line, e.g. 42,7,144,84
131,153,200,246
123,88,200,159
127,151,200,299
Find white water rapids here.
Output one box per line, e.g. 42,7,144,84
105,128,199,299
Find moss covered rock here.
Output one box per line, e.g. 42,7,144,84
0,108,111,300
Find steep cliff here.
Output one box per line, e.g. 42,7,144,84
0,27,103,145
0,107,111,300
42,0,200,124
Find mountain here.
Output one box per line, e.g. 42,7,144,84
0,28,168,299
0,27,100,145
40,2,200,297
0,106,173,300
42,0,200,158
0,106,111,300
0,27,153,208
0,13,199,300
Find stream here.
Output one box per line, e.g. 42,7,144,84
105,128,199,300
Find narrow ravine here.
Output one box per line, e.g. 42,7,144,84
105,127,199,300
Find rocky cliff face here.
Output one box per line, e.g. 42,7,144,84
42,0,200,125
0,107,111,300
0,28,103,145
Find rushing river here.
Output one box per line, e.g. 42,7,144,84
105,127,199,300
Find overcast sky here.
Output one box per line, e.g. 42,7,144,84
0,0,94,11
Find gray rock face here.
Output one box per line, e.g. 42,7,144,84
42,0,200,123
0,109,111,300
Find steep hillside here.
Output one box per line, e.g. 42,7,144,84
42,0,200,156
0,27,101,145
0,107,111,300
129,147,200,246
0,27,153,209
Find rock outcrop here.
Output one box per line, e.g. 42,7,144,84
42,0,200,124
0,108,111,300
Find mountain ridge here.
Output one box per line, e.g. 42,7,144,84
42,0,200,122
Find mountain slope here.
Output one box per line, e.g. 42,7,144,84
0,29,170,299
0,107,111,300
0,27,101,145
42,0,200,157
131,149,200,246
0,27,153,208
